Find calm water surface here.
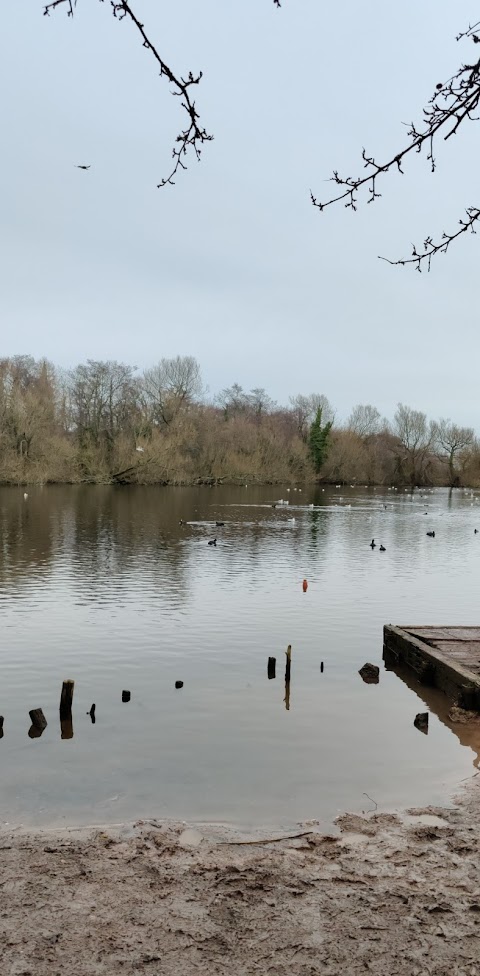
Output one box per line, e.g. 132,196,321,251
1,484,480,829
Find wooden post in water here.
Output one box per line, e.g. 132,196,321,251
0,716,4,738
29,708,47,738
267,657,276,679
59,681,74,740
284,644,292,711
89,704,96,723
29,708,47,731
285,645,292,683
60,680,74,720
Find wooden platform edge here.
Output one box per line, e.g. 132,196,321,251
383,625,480,711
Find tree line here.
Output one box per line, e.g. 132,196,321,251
0,354,478,487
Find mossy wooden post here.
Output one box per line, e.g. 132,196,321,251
60,680,74,720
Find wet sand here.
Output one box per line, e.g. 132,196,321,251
1,781,479,976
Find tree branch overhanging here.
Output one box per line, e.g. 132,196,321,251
43,0,281,185
44,0,213,186
311,22,480,270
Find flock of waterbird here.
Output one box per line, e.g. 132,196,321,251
23,485,479,552
176,484,480,550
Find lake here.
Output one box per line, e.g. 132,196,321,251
0,483,479,830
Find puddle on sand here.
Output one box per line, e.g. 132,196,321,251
403,814,450,828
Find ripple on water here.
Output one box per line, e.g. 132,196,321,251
0,484,478,828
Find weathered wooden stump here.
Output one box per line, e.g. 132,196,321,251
60,680,75,720
284,645,292,711
267,657,276,679
29,708,47,731
28,708,47,738
285,645,292,683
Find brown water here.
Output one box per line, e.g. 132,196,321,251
0,484,479,830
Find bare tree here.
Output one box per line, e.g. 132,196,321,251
246,388,277,419
142,356,202,428
215,384,248,419
70,360,137,447
346,404,383,439
311,20,480,270
392,403,434,487
432,418,475,487
0,357,56,458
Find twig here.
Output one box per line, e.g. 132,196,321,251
311,22,480,269
218,830,314,846
111,2,213,187
44,0,75,14
43,0,281,185
43,0,213,186
362,792,378,812
379,207,480,271
459,769,480,784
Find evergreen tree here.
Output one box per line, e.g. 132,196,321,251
309,408,333,474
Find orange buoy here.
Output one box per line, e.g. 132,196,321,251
302,579,308,592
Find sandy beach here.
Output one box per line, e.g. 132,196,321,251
1,779,479,976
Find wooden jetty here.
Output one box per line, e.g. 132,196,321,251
383,626,480,711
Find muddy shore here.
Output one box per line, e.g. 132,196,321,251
1,780,479,976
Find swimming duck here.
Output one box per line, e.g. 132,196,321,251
370,539,376,548
379,545,386,552
208,538,217,546
216,521,225,527
426,531,435,538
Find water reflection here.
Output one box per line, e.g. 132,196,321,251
383,648,480,768
1,483,480,827
60,716,74,740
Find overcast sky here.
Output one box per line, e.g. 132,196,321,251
1,1,478,426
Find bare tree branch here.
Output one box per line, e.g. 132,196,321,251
113,1,213,187
379,207,480,271
311,23,480,269
44,0,76,14
44,0,213,186
43,0,281,185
